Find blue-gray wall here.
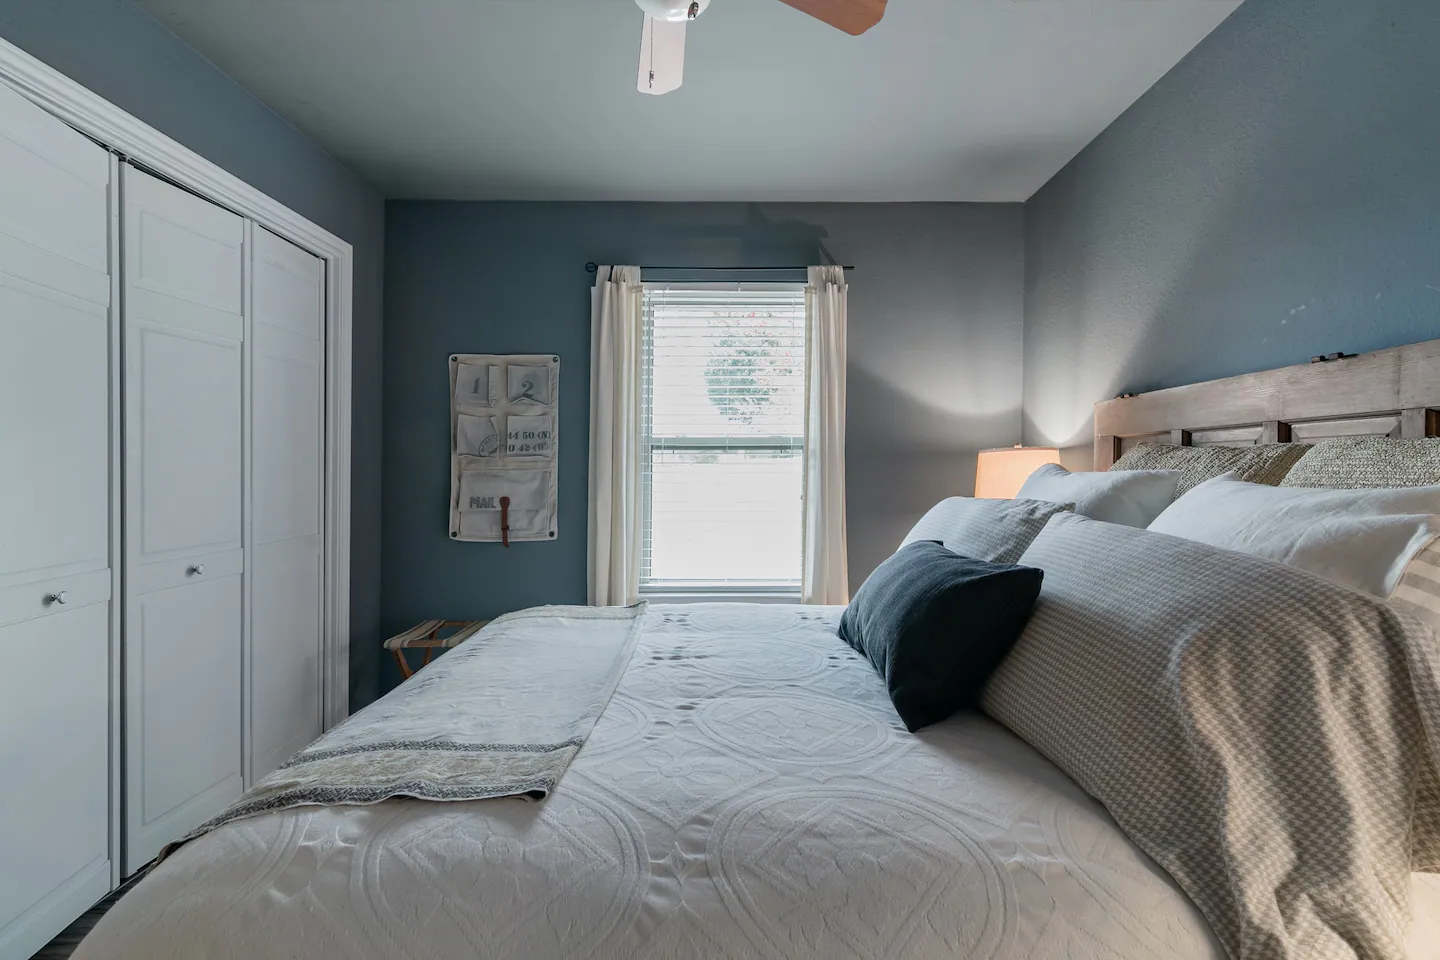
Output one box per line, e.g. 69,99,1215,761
0,0,386,706
383,201,1023,689
1022,0,1440,467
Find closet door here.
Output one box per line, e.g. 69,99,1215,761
123,164,244,873
249,227,325,781
0,83,115,959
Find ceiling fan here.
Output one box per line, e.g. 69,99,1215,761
636,0,887,95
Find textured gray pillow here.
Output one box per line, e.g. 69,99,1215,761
900,497,1073,565
982,513,1440,960
1109,441,1309,495
1279,435,1440,488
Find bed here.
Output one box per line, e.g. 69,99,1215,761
79,602,1239,960
76,341,1440,960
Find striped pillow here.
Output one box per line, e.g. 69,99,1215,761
1392,536,1440,639
901,497,1074,565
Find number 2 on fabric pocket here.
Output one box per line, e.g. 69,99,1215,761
507,364,551,405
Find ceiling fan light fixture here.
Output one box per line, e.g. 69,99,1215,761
635,0,710,22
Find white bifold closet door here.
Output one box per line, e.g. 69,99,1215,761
122,164,245,874
249,227,325,782
0,82,115,960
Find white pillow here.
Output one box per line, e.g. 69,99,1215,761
1147,473,1440,599
1016,463,1180,528
900,496,1072,565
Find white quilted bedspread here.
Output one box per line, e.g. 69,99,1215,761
74,604,1439,960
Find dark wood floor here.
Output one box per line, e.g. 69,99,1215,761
31,874,140,960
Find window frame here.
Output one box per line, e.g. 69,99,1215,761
638,281,807,602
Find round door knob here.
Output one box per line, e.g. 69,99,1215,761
188,564,206,576
46,591,68,605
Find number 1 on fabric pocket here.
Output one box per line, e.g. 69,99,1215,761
454,362,500,407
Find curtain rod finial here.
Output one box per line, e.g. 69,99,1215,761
585,262,599,274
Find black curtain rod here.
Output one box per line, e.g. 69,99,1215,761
585,261,853,274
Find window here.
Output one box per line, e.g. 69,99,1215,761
640,284,807,596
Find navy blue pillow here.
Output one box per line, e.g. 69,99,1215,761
838,540,1043,732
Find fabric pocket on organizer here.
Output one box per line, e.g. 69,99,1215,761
505,413,554,458
457,465,553,538
456,414,500,458
507,364,551,405
455,362,500,407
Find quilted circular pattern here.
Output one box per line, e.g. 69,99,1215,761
581,692,653,757
354,786,648,957
710,785,1015,960
695,693,893,765
682,601,831,637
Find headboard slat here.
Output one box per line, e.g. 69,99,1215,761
1093,339,1440,469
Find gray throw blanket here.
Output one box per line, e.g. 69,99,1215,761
162,603,646,859
983,513,1440,960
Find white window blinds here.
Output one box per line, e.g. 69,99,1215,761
641,284,807,593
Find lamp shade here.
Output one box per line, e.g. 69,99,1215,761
975,446,1061,499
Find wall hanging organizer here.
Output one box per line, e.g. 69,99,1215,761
449,353,559,545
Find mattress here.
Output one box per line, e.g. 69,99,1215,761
76,604,1436,959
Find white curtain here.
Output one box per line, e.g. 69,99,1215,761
587,265,645,606
802,266,850,604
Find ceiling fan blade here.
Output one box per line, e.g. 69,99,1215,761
776,0,887,35
637,16,686,96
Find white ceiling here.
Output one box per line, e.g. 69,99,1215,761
138,0,1243,202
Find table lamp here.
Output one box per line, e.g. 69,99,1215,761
975,445,1061,499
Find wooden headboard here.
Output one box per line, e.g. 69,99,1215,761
1093,338,1440,469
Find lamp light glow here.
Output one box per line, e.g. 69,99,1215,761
975,445,1061,499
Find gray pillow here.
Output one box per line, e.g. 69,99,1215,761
1109,441,1309,495
1279,435,1440,488
900,496,1072,565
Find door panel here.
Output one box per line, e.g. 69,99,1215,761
0,77,114,959
129,320,243,562
0,83,108,279
0,276,110,589
253,229,322,341
0,603,112,960
126,546,243,598
249,227,325,780
127,283,243,341
125,576,242,870
254,343,322,545
251,538,323,779
124,166,242,315
0,569,111,630
123,164,244,873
